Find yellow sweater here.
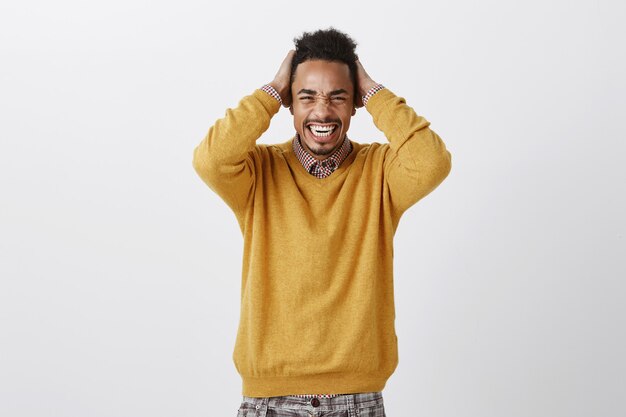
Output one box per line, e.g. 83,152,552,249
192,87,452,397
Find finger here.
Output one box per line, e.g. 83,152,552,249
283,50,295,67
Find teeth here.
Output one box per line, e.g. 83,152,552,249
308,124,337,137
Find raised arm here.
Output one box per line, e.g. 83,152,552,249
192,51,294,214
356,60,452,214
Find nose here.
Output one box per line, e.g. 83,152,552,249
311,97,332,119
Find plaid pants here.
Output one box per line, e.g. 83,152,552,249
236,391,386,417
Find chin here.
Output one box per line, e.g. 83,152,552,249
300,126,345,158
304,137,341,157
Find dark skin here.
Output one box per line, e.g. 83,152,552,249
269,50,378,160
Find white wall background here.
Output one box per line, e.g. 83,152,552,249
1,1,624,416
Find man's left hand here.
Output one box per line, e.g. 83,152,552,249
355,59,379,108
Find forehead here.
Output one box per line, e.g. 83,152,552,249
293,60,352,92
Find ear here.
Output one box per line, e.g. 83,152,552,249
351,106,356,116
289,105,294,115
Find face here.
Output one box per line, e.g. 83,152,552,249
290,60,356,160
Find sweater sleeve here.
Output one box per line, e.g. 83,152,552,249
365,88,452,214
192,89,281,214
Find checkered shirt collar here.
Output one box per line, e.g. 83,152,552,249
292,132,353,179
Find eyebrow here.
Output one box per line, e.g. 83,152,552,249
297,88,348,96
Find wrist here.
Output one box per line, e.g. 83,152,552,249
362,83,385,107
269,81,290,104
358,80,379,98
261,83,283,105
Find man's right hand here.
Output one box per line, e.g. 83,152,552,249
269,50,295,108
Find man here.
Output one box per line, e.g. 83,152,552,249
193,28,452,416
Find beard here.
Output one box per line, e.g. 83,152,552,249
306,142,339,156
300,133,346,158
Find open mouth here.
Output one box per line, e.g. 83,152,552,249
306,123,339,139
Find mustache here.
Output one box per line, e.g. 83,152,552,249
304,118,342,125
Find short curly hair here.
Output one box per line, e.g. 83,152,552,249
291,27,359,98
